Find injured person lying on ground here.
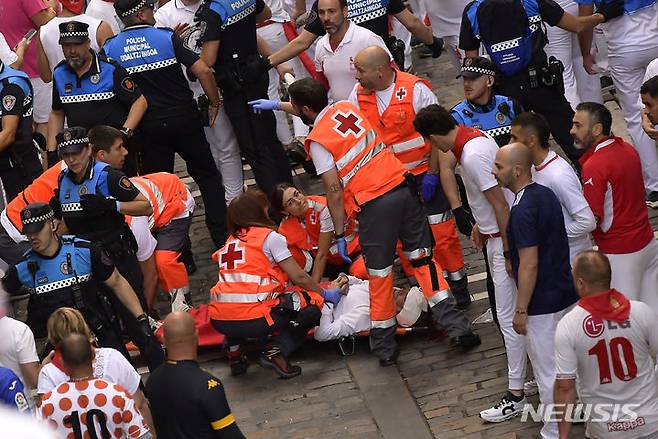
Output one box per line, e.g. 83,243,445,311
314,275,431,342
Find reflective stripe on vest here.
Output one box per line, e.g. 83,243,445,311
218,272,278,286
391,136,425,154
125,58,177,74
27,274,92,295
210,291,278,303
402,158,428,171
335,129,377,171
340,141,387,187
371,317,397,329
131,178,165,228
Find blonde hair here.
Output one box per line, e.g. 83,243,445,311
47,307,94,346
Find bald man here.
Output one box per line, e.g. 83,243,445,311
347,46,471,308
554,251,658,439
146,313,244,439
493,143,578,439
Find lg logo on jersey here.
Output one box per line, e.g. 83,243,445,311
582,314,631,338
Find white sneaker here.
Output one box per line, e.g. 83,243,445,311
480,393,527,423
524,379,539,397
170,288,191,313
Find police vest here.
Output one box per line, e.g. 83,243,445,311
278,195,360,265
15,236,96,336
209,227,290,325
346,0,389,25
102,25,179,75
466,0,541,75
356,71,431,175
451,95,516,147
208,0,257,28
130,173,189,230
52,52,116,106
0,64,33,119
58,160,125,239
305,101,407,217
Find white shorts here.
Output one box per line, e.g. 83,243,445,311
29,77,52,124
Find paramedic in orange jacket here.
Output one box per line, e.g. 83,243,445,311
209,190,346,379
270,182,367,282
348,46,471,309
249,78,481,366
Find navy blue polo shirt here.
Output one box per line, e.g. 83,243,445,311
507,182,577,315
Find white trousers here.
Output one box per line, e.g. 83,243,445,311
257,21,309,144
608,46,658,192
487,237,527,390
204,105,244,203
544,2,602,109
605,239,658,312
526,309,566,439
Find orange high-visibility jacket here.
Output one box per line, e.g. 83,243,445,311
356,71,432,176
6,161,65,233
209,227,290,325
304,101,407,216
278,195,360,264
130,172,189,230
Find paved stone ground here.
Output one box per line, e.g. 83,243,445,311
7,45,644,438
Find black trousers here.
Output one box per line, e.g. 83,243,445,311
140,111,227,248
496,73,580,165
103,232,165,371
221,71,292,194
0,145,43,202
211,305,320,357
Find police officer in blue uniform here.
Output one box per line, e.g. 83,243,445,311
458,0,623,164
52,127,164,370
47,21,148,176
1,203,153,364
195,0,293,194
0,60,43,202
102,0,228,247
451,57,522,147
0,366,28,412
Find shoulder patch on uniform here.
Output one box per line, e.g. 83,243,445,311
2,95,16,112
119,175,134,190
207,378,220,390
121,78,136,92
15,392,28,412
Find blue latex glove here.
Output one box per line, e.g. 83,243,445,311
248,99,281,113
322,288,343,306
421,173,439,203
335,236,352,264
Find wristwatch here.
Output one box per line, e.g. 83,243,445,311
121,127,134,139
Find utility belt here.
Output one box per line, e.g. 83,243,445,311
385,36,406,72
100,224,138,259
504,56,564,95
214,53,270,98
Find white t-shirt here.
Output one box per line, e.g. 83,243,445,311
37,347,141,396
263,231,293,264
347,79,438,115
0,33,18,66
459,136,514,234
599,3,658,55
315,22,390,103
532,151,594,261
127,215,157,262
39,15,103,72
0,317,39,388
555,301,658,439
264,0,290,22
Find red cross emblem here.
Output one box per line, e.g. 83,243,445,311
218,240,245,270
395,86,407,101
332,111,364,138
582,315,605,338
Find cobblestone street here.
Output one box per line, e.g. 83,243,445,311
154,48,644,438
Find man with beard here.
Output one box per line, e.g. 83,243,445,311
46,21,147,174
570,102,658,311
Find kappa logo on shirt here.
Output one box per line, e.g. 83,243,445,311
584,177,593,186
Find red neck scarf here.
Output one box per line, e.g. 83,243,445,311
453,125,486,162
578,289,631,323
